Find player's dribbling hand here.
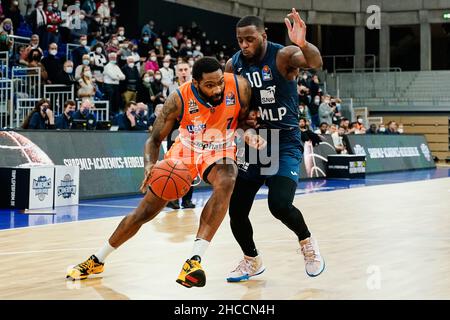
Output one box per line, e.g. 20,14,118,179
245,110,261,129
139,163,155,194
244,131,268,150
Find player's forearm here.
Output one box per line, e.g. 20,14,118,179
297,41,323,69
144,136,161,167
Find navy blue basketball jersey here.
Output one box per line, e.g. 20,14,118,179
231,41,299,130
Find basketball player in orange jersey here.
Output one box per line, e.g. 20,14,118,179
66,57,265,288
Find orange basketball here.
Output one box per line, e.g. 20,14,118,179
148,159,193,201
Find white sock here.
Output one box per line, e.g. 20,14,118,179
95,241,116,263
190,238,210,260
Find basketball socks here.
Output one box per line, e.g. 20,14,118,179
95,241,116,263
190,238,210,262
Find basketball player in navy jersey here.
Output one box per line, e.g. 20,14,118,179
225,9,326,282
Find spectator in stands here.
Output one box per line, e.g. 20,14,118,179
4,1,21,34
110,1,120,19
148,103,163,132
55,60,76,86
88,13,103,44
299,118,309,132
72,99,97,129
121,56,141,105
151,70,165,104
90,43,107,83
103,52,125,117
100,17,112,43
137,70,156,111
77,65,96,101
339,117,350,133
98,0,111,20
329,123,338,135
72,35,90,68
309,95,321,129
135,102,149,129
144,50,159,73
82,0,97,18
105,34,120,54
112,101,148,131
377,123,386,134
141,20,158,40
315,122,329,135
110,16,118,34
178,39,194,58
165,41,178,58
45,1,62,45
298,102,310,123
385,121,400,135
20,34,42,66
118,40,132,67
75,54,91,80
332,127,347,154
318,94,335,126
28,1,48,49
138,32,153,59
0,18,14,54
22,99,55,130
70,10,88,44
117,26,127,45
354,116,367,134
153,38,165,60
55,100,76,130
42,43,63,84
309,74,320,100
192,43,203,58
27,48,48,81
366,123,378,135
160,55,174,89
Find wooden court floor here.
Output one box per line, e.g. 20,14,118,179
0,178,449,300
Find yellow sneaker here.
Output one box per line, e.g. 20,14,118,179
176,258,206,288
66,255,104,280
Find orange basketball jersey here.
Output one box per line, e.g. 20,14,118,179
176,73,241,151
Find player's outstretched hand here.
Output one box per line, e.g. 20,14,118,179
285,8,307,48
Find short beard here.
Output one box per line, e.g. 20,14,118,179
198,86,223,107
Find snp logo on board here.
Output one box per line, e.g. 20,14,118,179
32,176,52,201
57,174,77,199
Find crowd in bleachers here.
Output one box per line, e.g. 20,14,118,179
0,0,235,131
296,70,403,153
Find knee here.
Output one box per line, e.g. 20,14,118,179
213,165,238,192
268,198,292,220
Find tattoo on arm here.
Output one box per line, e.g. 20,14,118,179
144,92,180,167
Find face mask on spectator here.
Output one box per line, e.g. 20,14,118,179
163,62,170,68
302,74,308,80
128,63,135,68
95,18,101,23
111,3,115,8
84,71,92,78
67,110,75,118
83,59,90,65
49,49,58,56
112,21,117,27
379,127,385,132
186,43,192,49
357,118,363,124
53,3,58,9
144,76,151,83
104,22,110,27
167,44,173,50
81,40,88,46
188,60,194,67
112,39,119,45
138,110,145,118
41,106,48,114
80,15,85,20
336,103,341,108
47,5,52,11
3,24,11,31
103,1,109,5
82,108,89,116
143,37,149,43
155,41,161,46
150,56,157,62
65,67,73,74
95,48,103,54
314,98,320,105
195,46,201,51
13,1,19,6
398,128,404,134
119,31,125,36
75,2,80,7
155,75,161,81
